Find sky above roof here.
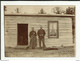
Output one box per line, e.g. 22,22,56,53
5,5,75,14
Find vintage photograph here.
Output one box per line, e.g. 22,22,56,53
4,5,75,57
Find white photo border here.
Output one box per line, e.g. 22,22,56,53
1,1,80,61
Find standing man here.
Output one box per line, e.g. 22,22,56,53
37,26,46,49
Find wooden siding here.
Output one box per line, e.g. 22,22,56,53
4,16,73,47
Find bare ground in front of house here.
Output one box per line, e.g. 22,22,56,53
5,46,75,57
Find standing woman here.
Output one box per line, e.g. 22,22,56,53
29,27,37,49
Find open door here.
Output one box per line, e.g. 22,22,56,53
17,24,28,45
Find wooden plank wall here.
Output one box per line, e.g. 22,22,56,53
4,16,73,47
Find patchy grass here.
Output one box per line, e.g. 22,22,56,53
5,46,75,57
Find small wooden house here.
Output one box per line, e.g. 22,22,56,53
4,14,75,48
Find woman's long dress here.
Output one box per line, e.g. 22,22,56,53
29,31,37,49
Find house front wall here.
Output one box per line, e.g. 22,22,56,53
5,15,73,47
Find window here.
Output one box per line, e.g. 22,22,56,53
48,21,59,38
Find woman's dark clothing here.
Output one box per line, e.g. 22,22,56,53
29,31,37,49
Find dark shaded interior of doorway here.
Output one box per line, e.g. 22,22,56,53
17,24,28,45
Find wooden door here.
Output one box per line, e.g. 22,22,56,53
17,24,28,45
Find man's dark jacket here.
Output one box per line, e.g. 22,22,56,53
37,29,46,39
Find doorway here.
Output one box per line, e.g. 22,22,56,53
17,24,28,45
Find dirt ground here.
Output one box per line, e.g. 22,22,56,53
5,46,75,57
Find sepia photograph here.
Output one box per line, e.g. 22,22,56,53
4,5,75,57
